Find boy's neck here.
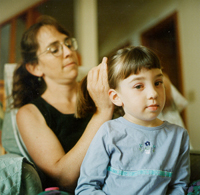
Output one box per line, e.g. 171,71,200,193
123,115,163,127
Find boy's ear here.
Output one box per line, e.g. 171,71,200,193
108,89,123,107
26,63,43,77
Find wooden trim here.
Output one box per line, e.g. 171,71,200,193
0,80,5,110
0,27,1,65
9,19,17,63
26,9,41,28
26,8,35,28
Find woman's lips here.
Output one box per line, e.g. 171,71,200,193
64,61,76,67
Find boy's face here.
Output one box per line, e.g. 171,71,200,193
109,68,165,127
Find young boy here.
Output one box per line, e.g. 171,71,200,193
75,46,190,195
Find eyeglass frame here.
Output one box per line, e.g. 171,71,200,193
36,37,78,58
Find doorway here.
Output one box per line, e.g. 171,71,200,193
141,12,182,93
141,12,186,125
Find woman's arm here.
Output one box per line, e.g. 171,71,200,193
17,57,114,190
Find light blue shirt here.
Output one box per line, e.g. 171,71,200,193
75,117,190,195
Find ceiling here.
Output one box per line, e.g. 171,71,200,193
36,0,148,46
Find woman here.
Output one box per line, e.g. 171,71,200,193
12,16,113,192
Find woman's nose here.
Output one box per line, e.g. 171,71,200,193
62,44,73,57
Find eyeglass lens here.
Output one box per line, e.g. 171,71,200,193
49,38,78,57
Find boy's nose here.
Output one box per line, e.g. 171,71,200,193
148,86,158,100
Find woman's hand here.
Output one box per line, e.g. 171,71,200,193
87,57,114,114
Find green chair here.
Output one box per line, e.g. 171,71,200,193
0,64,43,195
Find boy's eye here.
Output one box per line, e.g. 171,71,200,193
134,84,143,89
155,81,163,86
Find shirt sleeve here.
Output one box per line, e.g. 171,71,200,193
167,129,190,195
75,123,110,195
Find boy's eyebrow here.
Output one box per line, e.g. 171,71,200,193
130,76,145,82
129,73,164,83
155,73,164,78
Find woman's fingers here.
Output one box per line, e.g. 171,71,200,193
87,57,106,92
99,57,108,87
87,57,113,112
87,58,103,85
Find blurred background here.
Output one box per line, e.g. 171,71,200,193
0,0,200,152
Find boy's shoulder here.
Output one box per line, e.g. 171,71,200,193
164,120,186,129
163,120,188,135
103,117,128,128
99,117,127,134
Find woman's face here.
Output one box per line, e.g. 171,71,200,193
36,25,79,85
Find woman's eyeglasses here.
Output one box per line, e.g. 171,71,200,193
37,37,78,57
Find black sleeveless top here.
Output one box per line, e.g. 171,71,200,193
31,97,92,190
31,97,92,153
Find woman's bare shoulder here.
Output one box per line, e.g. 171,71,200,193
16,103,45,124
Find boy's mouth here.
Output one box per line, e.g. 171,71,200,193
147,104,159,111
